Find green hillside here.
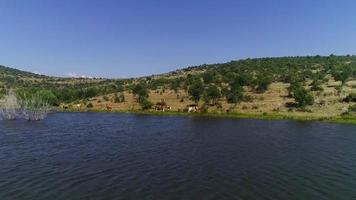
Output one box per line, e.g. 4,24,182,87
1,55,356,121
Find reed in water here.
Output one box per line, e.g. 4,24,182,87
0,90,50,121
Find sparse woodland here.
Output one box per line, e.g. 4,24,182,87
1,55,356,120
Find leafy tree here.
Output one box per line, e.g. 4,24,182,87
170,78,182,92
331,64,352,84
204,85,221,104
138,96,153,110
188,80,204,103
254,73,273,93
132,83,152,110
203,71,218,84
310,79,323,91
35,90,58,106
287,81,302,97
225,82,244,104
293,85,314,108
132,83,149,98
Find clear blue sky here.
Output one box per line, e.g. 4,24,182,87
0,0,356,78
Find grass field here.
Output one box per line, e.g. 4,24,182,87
62,78,356,124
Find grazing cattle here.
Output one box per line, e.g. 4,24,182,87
155,100,170,112
187,104,199,112
106,104,112,111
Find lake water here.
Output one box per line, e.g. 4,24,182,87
0,113,356,200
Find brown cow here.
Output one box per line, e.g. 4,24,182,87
106,104,112,111
154,100,171,112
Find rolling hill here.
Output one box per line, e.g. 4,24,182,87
1,55,356,121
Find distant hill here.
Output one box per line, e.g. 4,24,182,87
1,55,356,120
0,65,43,77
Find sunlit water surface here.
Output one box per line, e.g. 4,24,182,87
1,113,356,200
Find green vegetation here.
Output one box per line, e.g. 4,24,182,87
1,55,356,123
188,79,204,103
204,85,221,105
132,83,152,110
344,93,356,103
114,93,125,103
292,85,314,108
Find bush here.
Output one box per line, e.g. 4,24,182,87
293,86,314,108
310,80,323,91
254,73,273,93
343,93,356,103
139,97,153,110
243,95,253,102
204,85,221,104
188,80,204,103
225,83,244,104
252,105,259,109
87,103,93,108
114,93,125,103
132,83,149,98
348,104,356,113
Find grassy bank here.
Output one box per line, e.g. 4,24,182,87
60,107,356,125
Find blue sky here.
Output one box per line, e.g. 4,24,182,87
0,0,356,78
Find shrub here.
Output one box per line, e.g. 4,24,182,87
293,86,314,108
114,93,125,103
188,80,204,103
348,104,356,112
87,103,93,108
204,85,221,104
310,80,323,91
132,83,149,98
225,83,244,104
139,97,153,110
343,93,356,103
252,105,259,109
243,95,253,102
253,73,273,93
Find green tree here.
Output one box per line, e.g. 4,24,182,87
225,83,244,104
310,79,323,91
287,81,302,97
132,83,149,98
138,96,152,110
332,64,352,84
188,80,204,103
254,73,272,93
203,71,217,84
293,86,314,108
204,85,221,104
132,83,152,110
36,90,58,106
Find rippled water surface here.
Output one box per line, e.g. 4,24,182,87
1,113,356,200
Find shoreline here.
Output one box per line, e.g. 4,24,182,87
59,108,356,125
